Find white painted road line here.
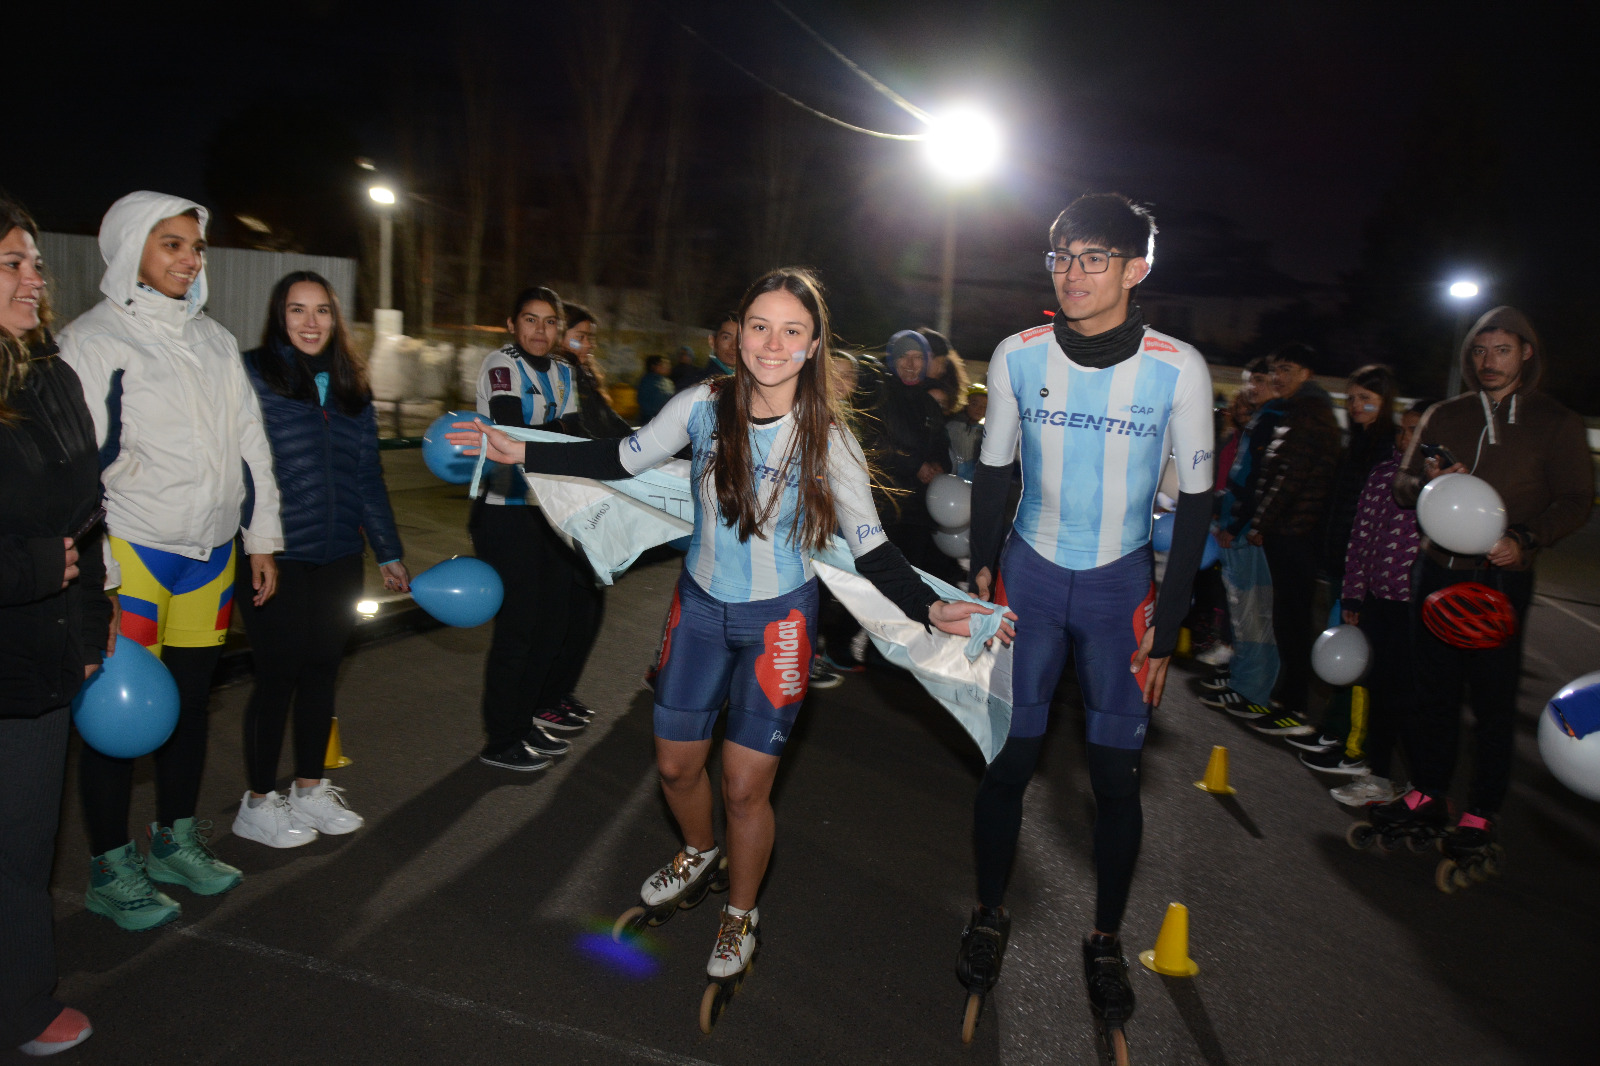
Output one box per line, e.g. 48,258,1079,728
1534,594,1600,636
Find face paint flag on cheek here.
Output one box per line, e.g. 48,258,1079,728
791,349,807,362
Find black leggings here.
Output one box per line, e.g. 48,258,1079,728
974,736,1144,934
235,554,364,794
79,644,223,856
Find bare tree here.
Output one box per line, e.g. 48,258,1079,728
458,39,498,326
571,0,649,297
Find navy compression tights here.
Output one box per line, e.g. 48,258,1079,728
973,735,1144,934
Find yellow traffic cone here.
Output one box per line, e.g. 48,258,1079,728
1175,626,1193,658
1139,902,1200,976
1193,745,1235,795
324,716,353,769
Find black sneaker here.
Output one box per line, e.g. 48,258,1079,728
1298,748,1369,775
1284,731,1342,753
1199,687,1247,713
1250,711,1315,736
1198,674,1232,693
809,657,843,690
559,696,594,721
478,743,552,772
532,707,587,733
523,727,571,757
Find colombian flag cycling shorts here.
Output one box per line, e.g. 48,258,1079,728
652,571,819,757
110,536,236,651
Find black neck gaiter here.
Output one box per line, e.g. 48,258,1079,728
1053,304,1147,369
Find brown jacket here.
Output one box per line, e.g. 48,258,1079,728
1251,380,1341,537
1394,306,1593,569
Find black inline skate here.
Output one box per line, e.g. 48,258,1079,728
699,905,759,1034
611,846,729,942
1346,788,1447,854
1084,932,1135,1065
1435,811,1505,893
955,906,1010,1044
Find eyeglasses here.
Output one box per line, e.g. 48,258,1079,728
1045,249,1136,275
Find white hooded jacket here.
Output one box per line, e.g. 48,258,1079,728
58,191,283,561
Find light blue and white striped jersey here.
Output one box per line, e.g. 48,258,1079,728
619,383,888,603
475,344,579,505
980,324,1214,570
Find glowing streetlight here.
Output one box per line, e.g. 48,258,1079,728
367,184,399,325
1445,277,1483,396
368,185,397,206
922,107,1002,338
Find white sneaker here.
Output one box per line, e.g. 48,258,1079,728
1331,776,1403,808
707,905,758,979
641,846,720,907
232,792,319,848
1195,643,1234,666
287,780,364,835
849,629,871,665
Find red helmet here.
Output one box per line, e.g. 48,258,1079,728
1423,582,1517,650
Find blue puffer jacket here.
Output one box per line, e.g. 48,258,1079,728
241,344,403,566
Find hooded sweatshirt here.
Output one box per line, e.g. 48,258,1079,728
58,191,283,560
1393,305,1591,570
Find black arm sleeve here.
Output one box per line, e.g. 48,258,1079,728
520,437,631,481
968,461,1013,578
488,395,526,429
1150,490,1212,659
853,540,939,628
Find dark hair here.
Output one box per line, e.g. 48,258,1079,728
1048,193,1157,263
1269,342,1319,375
563,302,596,331
1242,355,1272,376
643,354,669,373
927,350,970,415
1,195,50,425
916,327,951,360
257,271,369,415
1344,362,1398,450
1406,397,1440,418
509,286,565,328
711,267,847,552
713,311,740,331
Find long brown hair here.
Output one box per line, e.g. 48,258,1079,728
256,271,369,415
710,268,847,552
1,195,52,426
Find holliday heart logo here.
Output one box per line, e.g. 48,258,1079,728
755,609,811,709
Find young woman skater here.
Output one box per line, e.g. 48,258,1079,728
452,268,1010,1028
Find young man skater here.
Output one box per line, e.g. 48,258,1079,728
960,194,1214,1042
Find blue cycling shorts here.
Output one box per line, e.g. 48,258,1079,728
996,536,1155,749
652,571,819,756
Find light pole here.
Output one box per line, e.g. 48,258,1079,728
1445,279,1480,397
922,107,1001,340
368,183,401,336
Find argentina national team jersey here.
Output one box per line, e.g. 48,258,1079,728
475,344,580,505
617,383,888,603
980,324,1214,570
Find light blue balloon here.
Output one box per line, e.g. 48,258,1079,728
422,410,480,485
72,641,180,758
1150,511,1175,552
1201,533,1221,569
410,557,505,627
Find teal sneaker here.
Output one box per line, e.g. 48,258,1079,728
84,841,181,931
146,818,242,896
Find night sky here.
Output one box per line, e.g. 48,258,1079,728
13,1,1597,406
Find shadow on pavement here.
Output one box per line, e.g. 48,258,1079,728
1160,973,1231,1066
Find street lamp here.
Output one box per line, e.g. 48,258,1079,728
368,183,400,335
922,107,1002,338
1445,277,1481,396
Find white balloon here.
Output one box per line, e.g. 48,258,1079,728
1416,473,1507,555
1312,625,1369,686
927,473,972,529
1538,671,1600,802
934,525,970,559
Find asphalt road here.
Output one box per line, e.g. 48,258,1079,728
20,454,1600,1065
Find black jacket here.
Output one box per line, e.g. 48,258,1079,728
0,341,111,716
858,376,948,523
241,345,404,566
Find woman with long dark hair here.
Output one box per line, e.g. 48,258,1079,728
230,272,406,848
451,268,1009,1025
0,196,106,1056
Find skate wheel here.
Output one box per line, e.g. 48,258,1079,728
1345,822,1376,850
1435,859,1460,894
1108,1026,1131,1066
1484,844,1505,876
1377,829,1402,852
612,906,647,943
1467,859,1489,883
699,982,724,1035
1405,832,1432,854
961,993,982,1045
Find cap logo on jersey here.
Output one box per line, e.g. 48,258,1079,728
488,367,512,393
755,609,811,707
1018,408,1161,437
1143,338,1178,353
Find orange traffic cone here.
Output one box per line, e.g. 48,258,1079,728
1139,902,1200,976
1194,745,1235,795
324,716,353,769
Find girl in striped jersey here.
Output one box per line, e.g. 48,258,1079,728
453,268,1011,989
